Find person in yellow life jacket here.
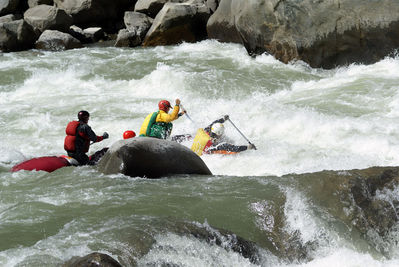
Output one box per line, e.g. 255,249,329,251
174,115,256,155
139,99,186,139
201,115,255,154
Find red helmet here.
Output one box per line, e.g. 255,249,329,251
158,100,171,112
123,130,136,139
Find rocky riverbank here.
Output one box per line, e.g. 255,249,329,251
2,0,399,68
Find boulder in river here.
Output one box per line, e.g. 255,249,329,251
97,137,212,178
62,252,122,267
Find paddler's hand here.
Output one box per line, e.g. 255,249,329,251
223,115,229,121
175,99,181,106
102,132,109,139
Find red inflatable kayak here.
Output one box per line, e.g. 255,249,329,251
11,156,78,172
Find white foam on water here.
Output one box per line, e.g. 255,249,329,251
286,248,399,267
138,232,260,267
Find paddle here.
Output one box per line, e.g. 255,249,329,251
227,118,257,150
180,104,194,123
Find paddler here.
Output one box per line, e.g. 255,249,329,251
203,115,255,154
64,110,109,165
139,99,186,139
173,115,256,155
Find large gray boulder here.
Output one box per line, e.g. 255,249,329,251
124,11,153,40
207,0,399,69
143,0,210,46
0,14,18,23
28,0,53,8
54,0,133,25
83,27,104,42
115,28,141,47
135,0,168,18
206,0,218,13
0,0,19,16
24,4,72,34
115,11,153,47
0,19,36,52
35,29,82,51
134,0,186,18
97,137,212,178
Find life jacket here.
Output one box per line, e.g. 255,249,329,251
191,128,213,156
140,111,173,139
191,129,240,156
64,121,90,152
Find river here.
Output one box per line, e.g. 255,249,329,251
0,40,398,266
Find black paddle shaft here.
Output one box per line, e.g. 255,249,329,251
227,118,257,150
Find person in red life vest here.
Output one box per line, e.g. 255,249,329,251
64,110,109,165
172,115,256,154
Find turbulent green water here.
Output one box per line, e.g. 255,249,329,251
1,40,399,266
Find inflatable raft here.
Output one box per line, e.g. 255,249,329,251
11,155,78,172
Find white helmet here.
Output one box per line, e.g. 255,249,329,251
211,123,224,136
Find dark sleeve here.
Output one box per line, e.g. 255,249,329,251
207,143,248,153
204,118,225,133
80,124,98,142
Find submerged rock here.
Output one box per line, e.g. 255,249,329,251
97,137,212,178
62,252,122,267
301,166,399,239
171,221,262,264
271,166,399,260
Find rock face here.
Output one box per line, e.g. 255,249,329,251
143,1,210,46
24,4,72,34
0,19,36,52
0,0,19,16
53,0,133,25
2,0,399,69
124,11,153,40
135,0,168,18
28,0,53,8
115,11,153,47
97,137,212,178
35,29,82,51
115,28,141,47
207,0,399,69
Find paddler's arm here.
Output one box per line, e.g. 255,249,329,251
80,124,107,143
157,99,181,122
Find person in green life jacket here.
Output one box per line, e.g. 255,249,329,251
139,99,186,139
